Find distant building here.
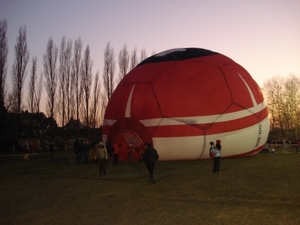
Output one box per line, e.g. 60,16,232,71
63,118,86,136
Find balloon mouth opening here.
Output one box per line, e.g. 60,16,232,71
113,129,144,147
112,130,146,162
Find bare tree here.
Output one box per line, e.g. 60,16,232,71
139,48,147,63
35,72,43,113
0,19,8,106
283,74,300,136
129,47,138,70
103,42,115,101
12,25,29,113
118,43,129,80
71,38,82,123
58,37,72,127
91,71,101,129
0,20,8,143
109,51,116,88
43,37,58,138
27,56,37,113
5,91,15,112
65,39,72,125
263,74,300,138
58,37,67,126
263,76,284,134
100,94,107,126
80,45,93,130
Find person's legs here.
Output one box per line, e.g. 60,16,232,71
149,163,155,183
145,163,151,181
213,157,217,173
130,154,134,164
98,159,102,176
216,157,220,172
101,159,106,175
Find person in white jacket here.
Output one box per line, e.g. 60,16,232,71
95,142,108,176
210,141,221,173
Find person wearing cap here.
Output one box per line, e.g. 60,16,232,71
210,141,221,173
95,142,108,176
144,142,159,183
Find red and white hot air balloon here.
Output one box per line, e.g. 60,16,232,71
102,48,269,161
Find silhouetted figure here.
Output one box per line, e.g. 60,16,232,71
95,142,108,176
144,142,159,183
128,143,135,165
210,141,221,173
113,142,120,165
49,143,54,162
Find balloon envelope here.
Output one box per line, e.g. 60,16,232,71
103,48,269,161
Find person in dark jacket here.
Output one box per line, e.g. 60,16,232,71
49,143,54,162
77,140,85,164
106,141,113,165
112,142,120,165
144,142,159,183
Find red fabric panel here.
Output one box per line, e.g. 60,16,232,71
130,84,162,119
151,60,229,117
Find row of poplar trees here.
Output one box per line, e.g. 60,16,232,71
1,19,298,140
0,19,150,139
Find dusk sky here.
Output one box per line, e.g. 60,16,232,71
1,0,300,100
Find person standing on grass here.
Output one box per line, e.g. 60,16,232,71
128,143,135,165
296,140,300,154
49,143,54,162
210,141,221,173
95,142,108,176
78,140,85,164
84,140,90,163
144,142,159,183
32,141,37,159
106,141,113,165
23,139,30,160
112,141,120,165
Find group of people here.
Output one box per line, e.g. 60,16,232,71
88,139,221,181
73,139,91,163
23,139,39,160
94,141,159,183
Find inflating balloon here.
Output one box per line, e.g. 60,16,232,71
103,48,269,161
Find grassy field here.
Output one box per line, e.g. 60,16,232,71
0,151,299,225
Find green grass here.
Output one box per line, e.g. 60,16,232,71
0,152,299,225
